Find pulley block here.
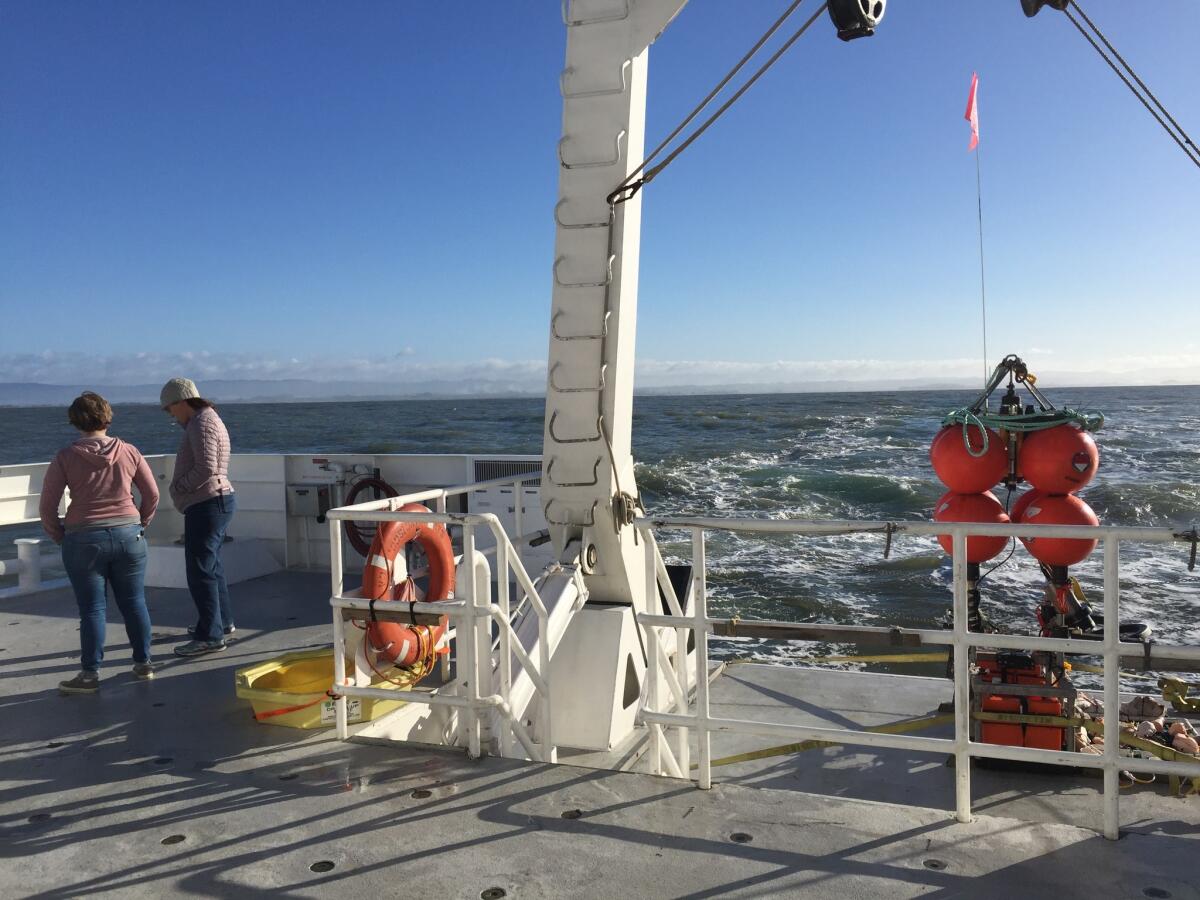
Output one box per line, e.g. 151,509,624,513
1020,0,1069,17
828,0,885,41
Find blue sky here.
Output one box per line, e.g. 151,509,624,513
2,1,1198,390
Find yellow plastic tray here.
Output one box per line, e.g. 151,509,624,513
234,647,408,729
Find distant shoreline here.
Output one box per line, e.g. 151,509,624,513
2,380,1196,409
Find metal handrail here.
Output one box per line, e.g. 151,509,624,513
553,253,615,288
552,308,610,342
637,515,1190,542
557,131,627,170
333,471,542,516
634,515,1200,842
560,58,632,99
561,0,630,27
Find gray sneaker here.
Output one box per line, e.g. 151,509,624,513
173,639,227,658
59,671,100,694
132,662,155,680
187,624,235,638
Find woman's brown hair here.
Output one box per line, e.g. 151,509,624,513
185,398,215,411
68,392,113,432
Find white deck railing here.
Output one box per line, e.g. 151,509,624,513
326,472,555,762
634,516,1200,841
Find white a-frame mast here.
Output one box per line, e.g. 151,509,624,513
542,0,689,612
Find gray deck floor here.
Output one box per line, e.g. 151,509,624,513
2,570,1198,898
702,664,1200,832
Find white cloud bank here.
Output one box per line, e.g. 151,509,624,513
1,350,1197,396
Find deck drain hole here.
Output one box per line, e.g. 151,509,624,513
729,832,753,844
279,773,299,781
286,616,298,621
152,702,166,708
161,834,186,845
411,789,432,799
1143,889,1172,899
923,859,948,871
47,741,64,748
561,809,584,820
310,861,335,873
481,889,507,900
28,813,52,824
153,757,173,765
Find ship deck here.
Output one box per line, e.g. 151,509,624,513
3,570,1198,898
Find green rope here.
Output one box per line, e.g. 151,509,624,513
942,407,1104,457
955,409,991,458
943,407,1104,432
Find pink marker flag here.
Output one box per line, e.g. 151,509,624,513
964,72,980,151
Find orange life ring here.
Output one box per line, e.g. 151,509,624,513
361,502,455,668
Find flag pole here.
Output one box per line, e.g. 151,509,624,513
975,143,988,387
964,72,988,388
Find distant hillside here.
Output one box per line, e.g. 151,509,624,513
0,380,543,407
2,376,1195,408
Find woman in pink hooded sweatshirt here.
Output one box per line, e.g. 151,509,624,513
39,392,159,694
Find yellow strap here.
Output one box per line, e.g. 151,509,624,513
1069,575,1088,605
696,712,953,770
725,653,948,666
974,711,1085,728
1161,677,1200,713
818,652,949,665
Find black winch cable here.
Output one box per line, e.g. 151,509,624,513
1064,1,1200,171
613,0,810,203
1069,1,1199,162
609,1,829,205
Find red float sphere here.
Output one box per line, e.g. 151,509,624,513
933,490,1010,563
1018,425,1099,494
1019,493,1099,567
1008,487,1044,524
930,425,1008,494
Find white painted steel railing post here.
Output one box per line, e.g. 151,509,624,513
951,528,972,824
462,523,482,759
539,576,555,765
644,534,662,775
497,533,513,760
330,518,348,740
439,490,452,684
512,479,523,578
674,559,690,775
693,527,712,790
1102,535,1120,840
15,539,42,594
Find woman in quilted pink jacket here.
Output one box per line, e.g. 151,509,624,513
160,378,237,657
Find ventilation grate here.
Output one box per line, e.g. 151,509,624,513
473,459,542,487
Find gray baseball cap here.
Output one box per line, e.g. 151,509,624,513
160,377,200,409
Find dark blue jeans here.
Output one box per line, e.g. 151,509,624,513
184,493,236,642
62,524,151,672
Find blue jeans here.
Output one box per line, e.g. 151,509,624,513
62,524,151,672
184,493,236,642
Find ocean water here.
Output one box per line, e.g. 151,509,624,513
5,385,1198,686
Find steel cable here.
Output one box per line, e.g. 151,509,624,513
1064,3,1200,171
1069,1,1199,162
610,1,829,204
611,0,813,203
